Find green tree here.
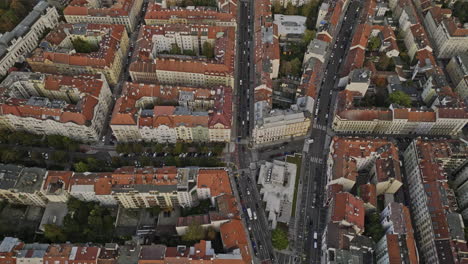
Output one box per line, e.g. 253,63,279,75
182,222,206,242
206,226,217,240
1,150,19,163
453,1,468,24
51,151,67,163
388,91,412,107
271,227,289,250
271,1,284,14
367,36,381,51
72,38,99,53
74,161,89,172
364,212,385,243
170,44,182,54
202,42,215,58
302,29,316,46
44,224,66,242
290,58,302,76
146,206,161,217
284,2,298,15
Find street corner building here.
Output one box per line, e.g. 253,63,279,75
0,72,112,142
26,23,129,86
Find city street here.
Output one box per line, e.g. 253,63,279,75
294,0,363,263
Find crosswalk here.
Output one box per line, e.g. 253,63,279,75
310,156,323,164
313,123,327,131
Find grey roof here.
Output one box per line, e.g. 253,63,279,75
262,27,274,44
0,1,51,59
15,167,47,193
350,68,371,83
39,202,68,231
139,245,166,260
0,237,20,253
455,54,468,75
17,243,49,259
0,164,23,190
306,39,328,56
447,213,465,241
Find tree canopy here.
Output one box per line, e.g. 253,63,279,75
388,90,412,107
72,38,99,53
453,1,468,24
182,222,206,242
44,197,116,243
271,227,289,250
202,42,215,59
0,0,36,33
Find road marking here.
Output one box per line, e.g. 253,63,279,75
310,156,323,164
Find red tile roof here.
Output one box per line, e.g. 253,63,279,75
197,169,232,197
331,192,365,233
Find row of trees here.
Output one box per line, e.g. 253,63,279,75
0,130,81,152
0,0,36,33
116,142,225,156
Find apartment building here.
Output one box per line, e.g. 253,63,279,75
446,54,468,100
376,202,419,263
321,192,374,263
39,166,232,209
404,24,432,60
0,237,24,264
0,1,59,77
17,243,49,264
252,106,311,145
403,139,468,263
424,6,468,59
110,83,232,143
0,72,111,142
257,159,297,229
454,166,468,220
326,137,403,195
64,0,143,32
43,244,73,264
41,171,73,203
144,3,236,27
0,164,48,207
129,24,235,87
332,90,468,135
27,23,129,85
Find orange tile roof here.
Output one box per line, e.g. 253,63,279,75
129,24,235,76
331,192,365,232
65,0,137,17
197,169,232,197
330,137,400,184
359,183,377,207
110,82,232,129
145,3,235,24
28,23,125,70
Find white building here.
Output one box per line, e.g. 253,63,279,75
257,159,297,229
273,14,307,39
0,1,59,77
252,106,311,145
344,68,371,96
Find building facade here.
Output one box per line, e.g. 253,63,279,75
0,72,112,142
0,1,59,77
27,23,129,85
64,0,143,32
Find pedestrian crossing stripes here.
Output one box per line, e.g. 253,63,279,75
313,123,326,130
310,156,323,164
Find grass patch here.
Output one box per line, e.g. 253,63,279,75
286,153,302,218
